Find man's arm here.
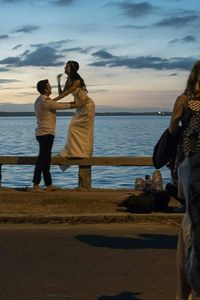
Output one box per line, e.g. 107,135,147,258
46,99,71,110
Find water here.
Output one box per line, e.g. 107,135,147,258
0,115,171,189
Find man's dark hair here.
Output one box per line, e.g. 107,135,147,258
37,79,48,94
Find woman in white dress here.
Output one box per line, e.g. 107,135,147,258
53,60,95,169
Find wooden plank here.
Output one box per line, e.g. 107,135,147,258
0,157,37,165
0,156,153,166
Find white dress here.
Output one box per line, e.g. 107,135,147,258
59,87,95,169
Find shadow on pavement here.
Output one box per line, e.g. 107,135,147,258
75,233,178,249
98,291,141,299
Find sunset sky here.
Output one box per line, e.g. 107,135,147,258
0,0,199,112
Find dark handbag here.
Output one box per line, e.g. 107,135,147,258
152,126,182,169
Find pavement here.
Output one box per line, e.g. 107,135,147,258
0,223,179,300
0,187,184,225
0,189,185,300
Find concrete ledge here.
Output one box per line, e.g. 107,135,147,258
0,188,184,224
0,188,134,214
0,213,183,225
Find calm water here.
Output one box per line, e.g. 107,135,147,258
0,115,171,188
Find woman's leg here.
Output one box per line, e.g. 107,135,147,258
176,215,192,300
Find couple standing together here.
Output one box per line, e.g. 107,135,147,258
32,60,95,192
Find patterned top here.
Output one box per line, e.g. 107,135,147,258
183,98,200,157
169,94,200,183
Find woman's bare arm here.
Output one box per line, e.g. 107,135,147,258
53,80,80,101
57,74,63,94
169,95,186,135
53,79,87,108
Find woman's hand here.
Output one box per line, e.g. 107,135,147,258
57,74,63,81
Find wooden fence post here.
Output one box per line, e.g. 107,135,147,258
78,166,91,189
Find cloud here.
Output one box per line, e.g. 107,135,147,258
32,39,73,49
0,67,10,72
0,46,64,67
119,24,148,29
116,1,154,17
0,57,21,64
91,50,196,71
0,26,39,43
0,40,93,67
0,0,77,4
13,25,40,33
0,79,20,83
155,15,199,28
169,35,196,44
62,46,94,54
182,35,196,42
0,40,78,68
51,0,77,5
0,0,19,2
19,46,64,66
13,44,23,50
93,50,115,60
0,34,9,39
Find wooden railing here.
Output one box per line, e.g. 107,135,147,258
0,156,153,189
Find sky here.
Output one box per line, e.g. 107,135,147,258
0,0,200,112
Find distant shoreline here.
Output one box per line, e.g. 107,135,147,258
0,111,172,117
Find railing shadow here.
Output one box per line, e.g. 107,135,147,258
75,233,178,250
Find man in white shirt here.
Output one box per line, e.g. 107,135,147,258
32,79,70,192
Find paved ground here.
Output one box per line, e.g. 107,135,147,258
0,223,180,300
0,187,186,299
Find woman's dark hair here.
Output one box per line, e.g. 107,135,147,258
185,61,200,96
37,79,48,94
67,60,87,91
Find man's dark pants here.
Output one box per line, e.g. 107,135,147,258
33,134,54,186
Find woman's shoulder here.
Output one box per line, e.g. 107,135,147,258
176,94,187,103
174,94,188,109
